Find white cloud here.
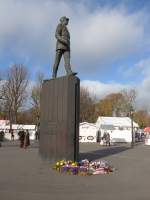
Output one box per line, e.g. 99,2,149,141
135,58,150,76
0,0,147,74
132,58,150,109
136,76,150,109
121,57,150,79
81,80,130,99
72,9,145,70
81,56,150,110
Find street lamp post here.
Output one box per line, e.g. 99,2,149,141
130,108,134,148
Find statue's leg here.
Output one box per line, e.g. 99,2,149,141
52,50,62,78
63,51,73,75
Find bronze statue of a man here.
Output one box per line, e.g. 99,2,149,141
52,16,77,78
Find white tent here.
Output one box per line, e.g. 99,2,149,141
79,122,99,143
0,123,36,140
96,117,139,143
0,120,10,129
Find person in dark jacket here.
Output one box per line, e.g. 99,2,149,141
23,130,30,149
10,129,14,141
52,16,77,78
19,130,25,148
106,133,111,146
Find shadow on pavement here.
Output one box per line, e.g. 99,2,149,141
79,145,131,161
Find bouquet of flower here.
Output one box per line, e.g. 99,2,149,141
53,159,115,176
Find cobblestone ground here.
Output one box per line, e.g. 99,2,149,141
0,141,150,200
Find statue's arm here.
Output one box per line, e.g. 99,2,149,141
55,24,68,46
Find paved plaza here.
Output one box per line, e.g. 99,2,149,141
0,141,150,200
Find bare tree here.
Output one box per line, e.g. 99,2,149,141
2,64,28,124
0,76,5,118
80,87,97,122
95,93,125,117
31,72,44,125
121,89,137,115
94,89,137,118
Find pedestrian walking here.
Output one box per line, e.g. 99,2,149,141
35,131,39,140
102,132,107,146
23,130,30,149
10,129,14,141
106,133,111,146
19,130,25,148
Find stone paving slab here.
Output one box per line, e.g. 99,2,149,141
0,142,150,200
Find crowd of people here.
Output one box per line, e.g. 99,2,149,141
0,129,39,149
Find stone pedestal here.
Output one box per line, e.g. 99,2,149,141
39,76,80,162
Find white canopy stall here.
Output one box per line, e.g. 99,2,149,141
79,122,99,143
96,117,139,143
0,120,36,140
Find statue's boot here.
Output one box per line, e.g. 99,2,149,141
68,72,77,76
72,72,77,76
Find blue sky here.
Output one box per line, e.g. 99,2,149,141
0,0,150,109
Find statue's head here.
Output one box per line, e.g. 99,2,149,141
60,16,69,25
